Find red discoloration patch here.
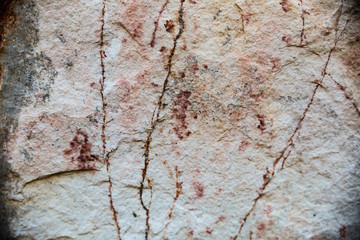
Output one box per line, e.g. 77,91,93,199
64,130,99,169
187,230,194,237
206,227,213,235
179,71,186,78
117,78,132,103
249,231,253,240
280,0,291,12
264,205,272,216
190,62,200,74
238,52,278,107
173,90,192,140
321,27,332,36
270,58,280,70
257,222,266,231
164,19,175,33
229,110,243,124
256,222,269,239
282,35,292,46
159,46,167,52
151,82,160,88
218,215,226,222
181,42,187,50
253,205,275,239
238,140,250,152
192,181,205,199
339,224,346,238
239,1,254,24
115,1,148,41
257,114,266,132
124,4,143,39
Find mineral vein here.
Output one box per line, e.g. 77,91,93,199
139,0,185,239
232,2,349,239
99,1,122,239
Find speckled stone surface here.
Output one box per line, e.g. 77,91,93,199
0,0,359,239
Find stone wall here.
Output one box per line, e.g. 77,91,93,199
0,0,359,239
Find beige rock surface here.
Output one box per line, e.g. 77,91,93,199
0,0,359,239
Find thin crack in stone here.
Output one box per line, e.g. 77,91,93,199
232,1,349,239
150,0,170,47
139,1,185,239
235,3,245,33
99,1,122,239
286,0,309,47
162,166,183,239
299,0,306,45
328,73,360,117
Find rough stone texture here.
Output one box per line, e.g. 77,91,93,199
0,0,359,239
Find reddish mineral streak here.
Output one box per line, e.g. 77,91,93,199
150,0,170,47
232,2,349,239
299,0,306,45
99,1,122,239
139,1,185,239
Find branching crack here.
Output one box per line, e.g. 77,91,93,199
232,1,349,239
328,74,360,117
139,1,185,239
115,20,143,47
235,3,245,33
286,0,309,48
99,1,122,239
162,166,183,240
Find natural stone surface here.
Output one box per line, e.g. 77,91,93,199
0,0,359,239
